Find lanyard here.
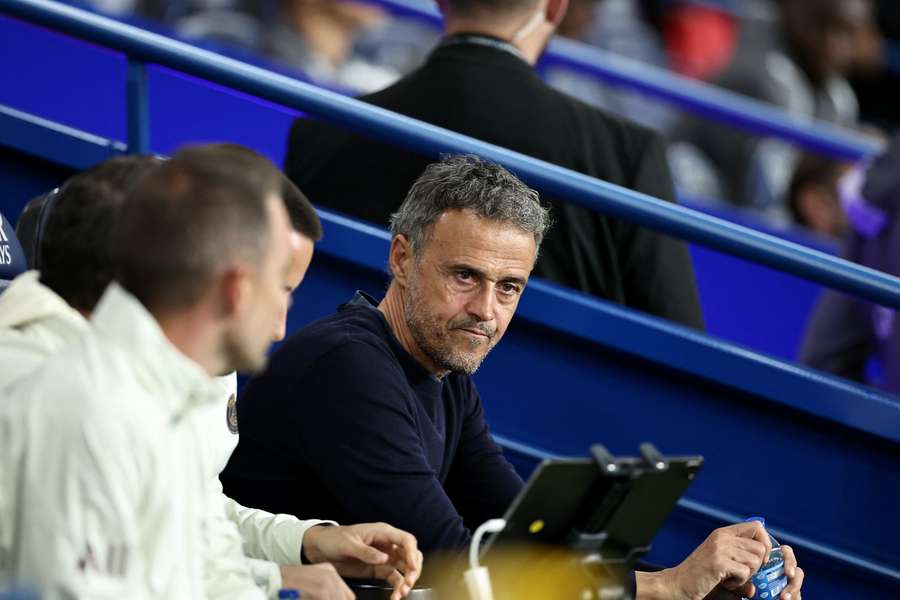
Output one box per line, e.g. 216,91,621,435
438,34,528,63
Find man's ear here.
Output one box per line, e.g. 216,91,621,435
218,265,252,319
545,0,569,26
388,235,415,287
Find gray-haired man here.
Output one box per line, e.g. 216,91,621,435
224,155,804,600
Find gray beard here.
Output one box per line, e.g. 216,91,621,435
402,287,494,376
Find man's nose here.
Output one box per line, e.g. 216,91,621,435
465,283,496,324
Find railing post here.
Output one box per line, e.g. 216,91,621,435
126,57,149,154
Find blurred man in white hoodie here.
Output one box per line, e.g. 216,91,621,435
0,148,421,599
0,156,161,389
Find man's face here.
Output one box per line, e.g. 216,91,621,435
400,209,537,375
271,231,315,342
226,194,294,373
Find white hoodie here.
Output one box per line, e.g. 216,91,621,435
0,271,87,389
0,277,331,598
1,283,246,598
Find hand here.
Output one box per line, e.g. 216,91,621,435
698,542,804,600
636,521,771,600
777,545,805,600
279,563,355,600
303,523,423,600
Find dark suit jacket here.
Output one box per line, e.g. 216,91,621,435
285,39,704,328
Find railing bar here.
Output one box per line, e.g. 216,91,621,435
125,58,149,154
2,0,900,311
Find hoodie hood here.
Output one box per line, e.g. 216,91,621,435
0,271,86,330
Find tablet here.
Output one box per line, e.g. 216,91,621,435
482,452,703,562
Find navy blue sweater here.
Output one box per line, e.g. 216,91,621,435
221,292,524,553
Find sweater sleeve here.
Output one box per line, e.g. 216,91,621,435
444,381,523,532
280,341,475,553
614,131,705,330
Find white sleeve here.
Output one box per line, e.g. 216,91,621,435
223,494,337,565
203,485,269,600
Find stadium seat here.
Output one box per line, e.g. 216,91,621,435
0,210,28,292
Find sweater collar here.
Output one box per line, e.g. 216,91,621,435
343,291,443,384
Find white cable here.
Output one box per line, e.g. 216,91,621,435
469,518,507,570
465,518,506,600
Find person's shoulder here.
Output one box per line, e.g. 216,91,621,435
269,304,400,376
0,329,55,388
539,80,663,156
7,336,152,445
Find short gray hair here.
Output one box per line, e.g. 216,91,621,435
389,155,550,258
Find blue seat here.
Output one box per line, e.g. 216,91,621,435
0,210,28,292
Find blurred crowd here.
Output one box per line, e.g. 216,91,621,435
70,0,899,241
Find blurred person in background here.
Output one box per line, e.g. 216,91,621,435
670,0,879,220
0,156,162,390
262,0,401,92
801,134,900,395
285,0,705,330
118,0,409,92
849,0,900,133
656,0,741,81
545,0,676,131
786,154,851,238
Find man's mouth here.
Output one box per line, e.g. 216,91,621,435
456,327,492,339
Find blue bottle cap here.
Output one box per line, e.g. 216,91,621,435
278,590,301,599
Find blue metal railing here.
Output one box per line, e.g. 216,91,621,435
3,0,900,311
366,0,883,161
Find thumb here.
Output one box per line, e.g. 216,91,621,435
348,539,390,565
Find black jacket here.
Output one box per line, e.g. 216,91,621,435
285,39,704,328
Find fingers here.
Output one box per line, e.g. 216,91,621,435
349,537,390,565
383,544,423,588
781,567,804,600
727,521,773,561
727,547,766,576
407,549,424,588
781,544,798,578
780,546,803,600
366,522,421,573
383,568,412,600
716,557,754,589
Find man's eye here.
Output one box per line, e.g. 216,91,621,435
499,282,521,296
456,270,473,281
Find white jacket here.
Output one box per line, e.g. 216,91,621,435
0,276,333,598
0,271,87,389
0,284,266,599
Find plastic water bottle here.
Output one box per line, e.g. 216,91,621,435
744,517,788,600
